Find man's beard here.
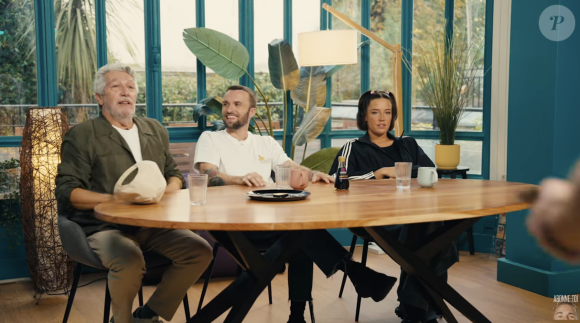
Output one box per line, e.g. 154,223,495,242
225,109,251,130
104,104,134,121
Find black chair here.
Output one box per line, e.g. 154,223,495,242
338,234,373,322
198,243,316,323
58,216,191,323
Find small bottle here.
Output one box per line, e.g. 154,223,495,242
334,156,349,190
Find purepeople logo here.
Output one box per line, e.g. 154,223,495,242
539,5,576,42
553,295,579,320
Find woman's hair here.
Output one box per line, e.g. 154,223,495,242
356,90,398,132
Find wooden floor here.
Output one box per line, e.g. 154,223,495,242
0,249,561,323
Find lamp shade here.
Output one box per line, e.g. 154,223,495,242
297,30,358,66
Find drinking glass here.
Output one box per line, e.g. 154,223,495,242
276,165,292,189
188,174,208,205
395,162,412,189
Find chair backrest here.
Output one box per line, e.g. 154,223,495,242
58,216,107,270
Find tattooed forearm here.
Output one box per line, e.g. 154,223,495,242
204,169,225,187
209,177,225,186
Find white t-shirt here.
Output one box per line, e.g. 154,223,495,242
112,124,143,162
193,130,291,182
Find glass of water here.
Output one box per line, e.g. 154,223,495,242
276,164,292,189
188,174,208,205
395,162,412,189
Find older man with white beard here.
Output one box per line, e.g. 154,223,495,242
55,63,213,323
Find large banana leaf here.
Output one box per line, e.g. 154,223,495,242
193,96,223,122
268,39,300,91
292,107,331,146
300,147,341,174
183,28,249,80
291,66,327,112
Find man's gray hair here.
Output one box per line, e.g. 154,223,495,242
93,63,139,95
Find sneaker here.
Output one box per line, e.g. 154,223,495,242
347,261,397,302
133,307,163,323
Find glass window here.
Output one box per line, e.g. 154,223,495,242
205,0,238,101
107,0,146,117
160,1,198,128
55,0,98,125
293,139,321,164
369,0,402,92
453,0,486,133
415,139,482,175
254,0,284,133
411,0,444,131
0,1,37,137
331,0,362,111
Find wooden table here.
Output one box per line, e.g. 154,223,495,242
95,179,535,323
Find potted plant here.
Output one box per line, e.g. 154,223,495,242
409,27,484,169
0,158,22,251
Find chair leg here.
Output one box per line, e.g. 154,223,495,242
104,279,112,323
267,283,273,305
467,227,475,255
197,244,220,312
183,293,191,320
339,235,358,298
355,240,370,322
62,263,83,323
308,300,315,323
138,286,144,307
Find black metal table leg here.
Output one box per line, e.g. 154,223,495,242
365,223,491,323
188,231,305,323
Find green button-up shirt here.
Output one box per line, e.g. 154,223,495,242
55,115,185,236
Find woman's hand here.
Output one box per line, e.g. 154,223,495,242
374,167,396,179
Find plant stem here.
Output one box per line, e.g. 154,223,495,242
247,72,274,137
290,104,299,160
302,143,308,163
251,117,263,136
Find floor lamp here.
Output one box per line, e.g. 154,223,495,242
20,107,73,295
298,4,405,136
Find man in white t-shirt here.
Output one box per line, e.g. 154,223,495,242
194,85,397,323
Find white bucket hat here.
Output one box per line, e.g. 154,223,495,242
114,160,167,204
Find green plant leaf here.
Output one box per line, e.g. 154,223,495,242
192,96,223,122
183,28,249,80
291,66,327,112
211,120,225,131
292,107,331,146
268,39,300,91
300,147,341,174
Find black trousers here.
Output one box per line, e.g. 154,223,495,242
244,230,351,301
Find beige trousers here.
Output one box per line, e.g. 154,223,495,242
87,229,213,323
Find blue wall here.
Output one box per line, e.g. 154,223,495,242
498,0,580,297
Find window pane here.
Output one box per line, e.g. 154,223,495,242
107,0,146,118
0,148,20,163
292,0,320,62
370,0,402,92
205,0,238,102
254,0,284,133
0,1,37,137
453,0,486,132
411,0,444,131
331,0,362,105
415,139,482,175
293,139,321,164
54,0,99,125
161,1,197,128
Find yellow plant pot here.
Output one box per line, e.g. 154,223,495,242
435,144,460,170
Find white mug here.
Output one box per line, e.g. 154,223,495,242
418,167,438,188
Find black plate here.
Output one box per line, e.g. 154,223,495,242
245,189,310,202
